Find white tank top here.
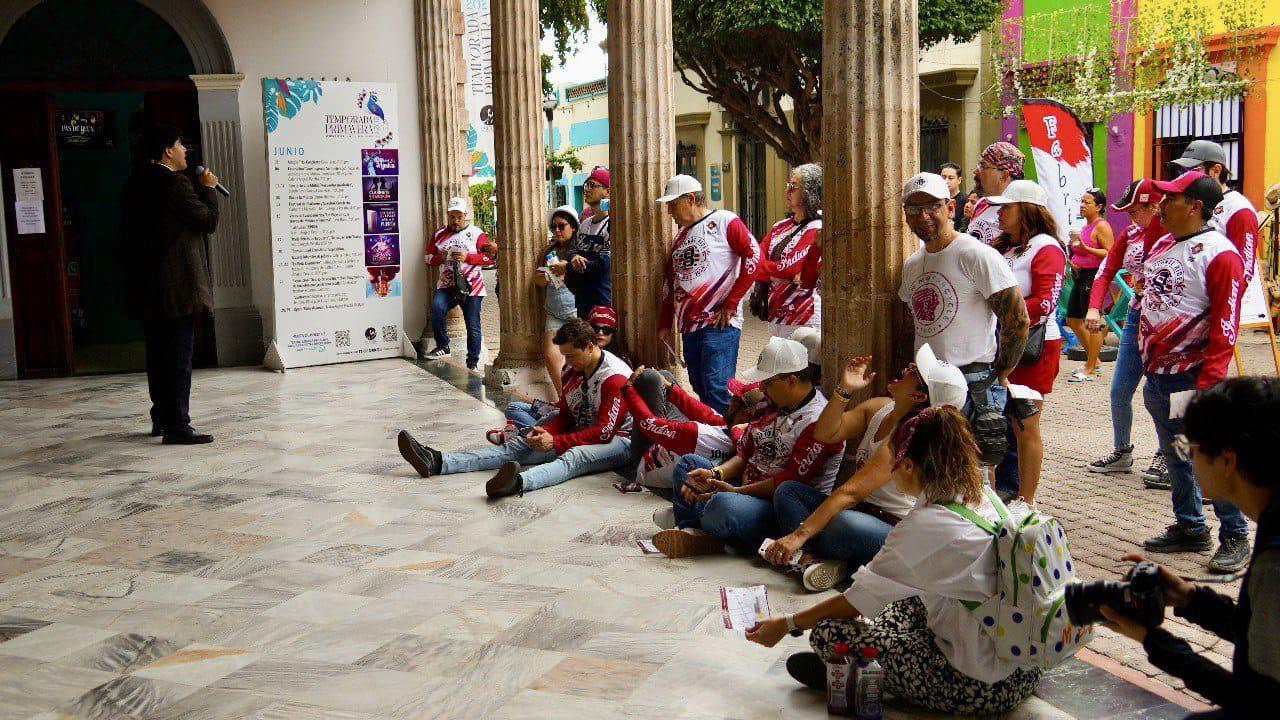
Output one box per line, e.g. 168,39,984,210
856,401,917,520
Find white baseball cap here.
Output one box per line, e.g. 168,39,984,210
901,172,952,203
914,344,968,409
740,337,810,383
983,180,1050,208
447,196,468,214
656,174,703,203
787,327,822,365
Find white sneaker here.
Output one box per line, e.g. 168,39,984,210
1088,446,1134,473
802,560,848,592
652,506,676,530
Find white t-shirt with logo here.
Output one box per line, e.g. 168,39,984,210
900,233,1018,367
967,199,1002,246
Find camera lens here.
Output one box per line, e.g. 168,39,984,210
1064,580,1130,626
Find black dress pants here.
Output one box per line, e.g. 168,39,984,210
144,314,196,434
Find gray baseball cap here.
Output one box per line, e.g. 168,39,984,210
1169,140,1227,170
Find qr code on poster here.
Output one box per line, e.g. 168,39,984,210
382,325,399,342
335,330,350,348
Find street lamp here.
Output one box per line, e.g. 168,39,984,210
542,92,559,125
543,92,560,210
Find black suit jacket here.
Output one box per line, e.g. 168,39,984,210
121,163,219,322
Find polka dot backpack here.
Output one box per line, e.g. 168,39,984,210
944,486,1092,669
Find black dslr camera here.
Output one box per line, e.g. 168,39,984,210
1065,561,1166,628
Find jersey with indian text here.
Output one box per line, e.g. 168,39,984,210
736,390,844,493
659,210,759,333
425,225,492,296
760,217,822,327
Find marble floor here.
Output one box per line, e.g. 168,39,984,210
0,359,1196,719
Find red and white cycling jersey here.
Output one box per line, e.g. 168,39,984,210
1138,228,1243,388
736,390,844,493
659,209,759,333
967,199,1002,246
539,350,633,453
1004,234,1066,342
425,225,493,297
759,217,822,327
1089,217,1165,313
1210,190,1259,286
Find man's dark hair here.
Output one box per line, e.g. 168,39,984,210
552,317,597,350
1185,377,1280,488
1183,175,1225,220
776,365,813,385
142,125,183,162
940,162,961,176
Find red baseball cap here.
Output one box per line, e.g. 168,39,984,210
1153,171,1223,210
1111,178,1164,211
727,377,760,398
586,305,617,328
587,166,610,188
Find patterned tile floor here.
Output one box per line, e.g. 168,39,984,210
1,346,1255,718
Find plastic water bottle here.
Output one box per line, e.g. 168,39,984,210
826,642,852,716
546,249,558,266
854,646,883,720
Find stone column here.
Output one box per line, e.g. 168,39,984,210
820,0,919,398
413,0,468,345
608,0,676,368
488,0,544,373
190,73,263,367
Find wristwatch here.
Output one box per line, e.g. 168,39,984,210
785,614,803,637
834,388,855,401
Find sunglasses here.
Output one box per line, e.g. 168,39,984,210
584,181,605,190
592,325,615,336
549,222,571,231
786,182,798,191
903,201,945,216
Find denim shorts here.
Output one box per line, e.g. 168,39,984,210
545,284,577,332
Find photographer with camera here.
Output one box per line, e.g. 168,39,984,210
1087,377,1280,719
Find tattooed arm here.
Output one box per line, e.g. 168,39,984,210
988,286,1029,381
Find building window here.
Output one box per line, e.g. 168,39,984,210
736,136,768,238
676,142,699,179
1153,96,1244,191
920,117,950,175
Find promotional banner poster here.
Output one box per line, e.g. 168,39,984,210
1022,99,1095,243
262,79,402,368
463,0,495,181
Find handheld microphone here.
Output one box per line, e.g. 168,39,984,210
194,166,231,198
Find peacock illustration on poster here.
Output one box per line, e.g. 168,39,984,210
262,79,324,133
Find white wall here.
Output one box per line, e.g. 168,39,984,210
204,0,430,342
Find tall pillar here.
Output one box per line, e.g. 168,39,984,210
413,0,468,344
190,73,263,367
489,0,544,370
608,0,676,368
820,0,919,397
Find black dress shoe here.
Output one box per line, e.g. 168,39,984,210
786,652,826,691
162,431,214,445
397,430,441,477
485,461,523,499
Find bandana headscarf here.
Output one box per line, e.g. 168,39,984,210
981,141,1025,177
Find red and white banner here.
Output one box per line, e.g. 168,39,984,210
1022,100,1095,244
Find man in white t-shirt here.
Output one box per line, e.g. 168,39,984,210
898,172,1028,467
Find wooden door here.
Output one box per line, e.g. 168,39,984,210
1,92,72,376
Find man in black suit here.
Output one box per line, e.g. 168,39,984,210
121,126,220,445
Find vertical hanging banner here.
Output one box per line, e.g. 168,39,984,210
462,0,495,181
1022,99,1095,243
262,79,402,369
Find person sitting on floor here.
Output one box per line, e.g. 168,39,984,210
496,305,621,437
623,367,768,497
650,337,845,558
764,344,969,592
397,317,632,499
745,406,1042,716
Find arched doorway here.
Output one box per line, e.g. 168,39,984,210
0,0,235,377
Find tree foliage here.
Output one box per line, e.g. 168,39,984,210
540,0,1003,166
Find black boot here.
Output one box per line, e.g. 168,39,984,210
397,430,442,477
485,461,524,499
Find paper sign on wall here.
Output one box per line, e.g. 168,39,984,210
14,201,45,234
13,168,42,202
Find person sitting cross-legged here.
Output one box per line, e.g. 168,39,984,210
651,337,845,558
396,317,632,499
765,344,969,592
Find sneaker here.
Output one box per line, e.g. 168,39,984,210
485,461,523,499
397,430,442,478
802,560,848,592
1143,474,1172,491
1088,446,1134,474
1143,523,1212,553
1208,536,1251,574
652,506,676,530
424,346,450,359
485,428,506,446
651,528,725,558
785,652,827,690
1142,454,1167,481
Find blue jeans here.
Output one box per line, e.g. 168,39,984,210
671,454,777,552
1142,370,1248,539
773,481,891,569
440,435,631,493
682,325,741,417
1110,306,1144,449
430,290,484,365
503,401,543,430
